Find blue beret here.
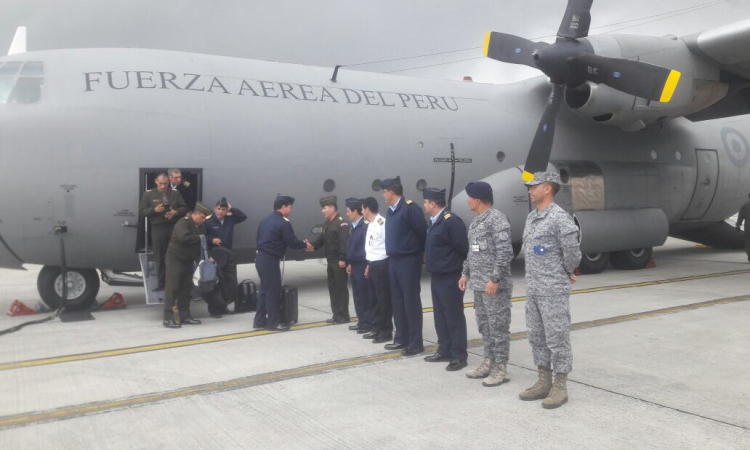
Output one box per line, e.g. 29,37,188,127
380,176,401,190
465,182,493,200
345,197,362,209
422,188,446,201
275,194,295,205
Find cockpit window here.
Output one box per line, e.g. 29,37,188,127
0,61,44,105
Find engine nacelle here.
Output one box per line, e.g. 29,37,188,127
566,34,729,131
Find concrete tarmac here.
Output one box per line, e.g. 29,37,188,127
0,238,749,449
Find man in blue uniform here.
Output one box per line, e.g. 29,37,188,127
205,197,247,250
422,188,469,371
381,176,428,356
344,197,373,334
253,195,309,332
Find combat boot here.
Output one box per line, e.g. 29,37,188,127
482,362,510,387
519,366,552,400
466,357,492,379
542,373,568,409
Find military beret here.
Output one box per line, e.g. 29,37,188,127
380,176,402,190
345,197,362,209
465,181,493,200
319,196,337,207
524,171,562,187
216,197,229,208
275,194,295,205
193,202,212,215
422,188,446,201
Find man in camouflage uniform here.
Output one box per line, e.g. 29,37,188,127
459,181,514,386
519,171,582,409
308,196,351,324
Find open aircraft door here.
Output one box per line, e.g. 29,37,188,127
682,150,719,220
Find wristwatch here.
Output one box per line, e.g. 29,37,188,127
490,276,500,283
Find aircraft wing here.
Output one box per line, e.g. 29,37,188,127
684,20,750,122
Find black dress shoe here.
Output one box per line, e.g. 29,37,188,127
253,323,266,329
326,318,336,323
334,317,351,324
384,343,406,350
446,359,468,371
402,347,425,356
357,328,372,334
221,308,234,315
181,318,201,325
162,319,181,329
373,334,393,344
209,313,222,319
424,352,451,362
362,331,378,339
348,325,359,330
152,284,165,292
266,324,290,332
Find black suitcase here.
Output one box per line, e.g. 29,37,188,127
279,285,298,325
236,280,258,313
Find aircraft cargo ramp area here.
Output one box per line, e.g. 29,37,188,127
0,238,748,449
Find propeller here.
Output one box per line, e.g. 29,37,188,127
483,0,682,181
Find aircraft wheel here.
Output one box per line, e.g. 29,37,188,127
37,266,100,311
610,248,653,270
577,252,610,274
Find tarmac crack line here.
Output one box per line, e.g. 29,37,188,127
1,294,747,431
1,268,749,372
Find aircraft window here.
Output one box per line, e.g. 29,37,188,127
0,61,22,76
372,179,382,191
0,79,13,104
496,151,506,163
323,179,335,192
559,169,570,184
20,61,44,77
10,78,43,104
416,179,426,192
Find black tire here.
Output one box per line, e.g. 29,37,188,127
610,248,653,270
577,252,610,274
37,266,100,311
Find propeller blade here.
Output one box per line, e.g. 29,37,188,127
483,32,549,68
523,84,564,182
575,53,681,102
557,0,594,39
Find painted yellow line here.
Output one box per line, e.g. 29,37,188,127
2,294,747,430
2,268,749,372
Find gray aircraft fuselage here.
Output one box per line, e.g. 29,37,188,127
0,45,748,274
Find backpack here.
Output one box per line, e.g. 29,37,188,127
193,235,218,293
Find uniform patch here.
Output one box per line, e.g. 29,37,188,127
183,181,191,187
364,220,370,224
341,222,348,227
533,245,547,255
405,199,413,204
283,217,290,222
378,218,384,225
444,213,451,220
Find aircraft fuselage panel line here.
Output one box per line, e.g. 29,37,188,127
1,267,749,372
0,294,747,431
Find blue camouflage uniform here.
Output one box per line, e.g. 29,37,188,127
253,201,307,329
346,199,373,330
424,189,469,362
383,178,428,352
523,173,582,375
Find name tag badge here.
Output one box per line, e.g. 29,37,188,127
533,245,547,255
472,244,480,253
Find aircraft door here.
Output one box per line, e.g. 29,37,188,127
682,149,719,220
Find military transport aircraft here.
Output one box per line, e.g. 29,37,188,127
0,0,749,311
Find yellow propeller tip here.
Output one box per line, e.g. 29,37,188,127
522,171,534,182
483,32,492,57
659,70,681,103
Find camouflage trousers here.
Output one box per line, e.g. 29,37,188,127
525,293,572,374
474,289,512,364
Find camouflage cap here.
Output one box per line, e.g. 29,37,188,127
524,171,562,187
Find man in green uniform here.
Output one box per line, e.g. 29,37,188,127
139,173,187,291
163,202,212,328
307,196,351,324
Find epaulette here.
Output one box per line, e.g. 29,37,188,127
364,220,370,224
444,213,451,220
283,217,290,222
405,199,413,204
183,181,191,187
341,222,348,227
377,218,384,225
146,189,153,192
206,214,213,219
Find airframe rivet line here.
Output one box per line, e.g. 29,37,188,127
0,294,747,431
1,268,748,372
